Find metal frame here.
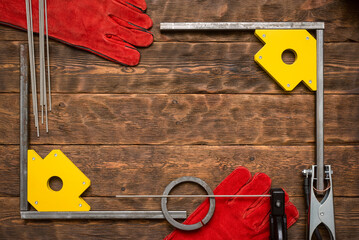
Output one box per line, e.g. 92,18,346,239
161,21,325,190
20,22,326,220
160,22,334,239
19,44,187,220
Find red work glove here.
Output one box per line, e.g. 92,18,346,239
0,0,153,66
165,167,299,240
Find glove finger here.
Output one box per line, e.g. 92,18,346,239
240,174,273,220
282,188,299,227
238,172,271,195
110,1,153,29
226,173,271,232
115,0,147,12
285,201,299,228
228,173,271,219
243,196,271,232
284,188,290,203
109,15,153,47
213,166,252,195
95,37,140,66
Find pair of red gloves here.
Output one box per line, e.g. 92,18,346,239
0,0,153,66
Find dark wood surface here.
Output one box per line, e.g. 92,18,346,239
0,0,358,239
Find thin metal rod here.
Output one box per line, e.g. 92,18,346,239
43,72,48,132
39,0,48,132
25,0,39,137
44,0,52,112
21,211,187,220
39,0,45,125
20,44,29,211
160,22,325,30
316,30,324,192
116,194,271,198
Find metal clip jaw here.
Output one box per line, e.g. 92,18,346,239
303,165,336,240
270,188,287,240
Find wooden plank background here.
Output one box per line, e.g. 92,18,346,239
0,0,358,239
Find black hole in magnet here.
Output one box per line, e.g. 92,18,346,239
48,176,63,191
281,49,297,65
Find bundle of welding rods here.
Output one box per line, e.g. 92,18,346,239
25,0,51,137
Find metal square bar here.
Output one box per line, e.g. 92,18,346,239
20,44,29,211
21,211,187,220
160,22,325,30
316,30,324,191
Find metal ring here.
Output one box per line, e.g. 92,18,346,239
161,176,215,231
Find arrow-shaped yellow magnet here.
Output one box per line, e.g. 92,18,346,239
28,150,91,211
254,29,317,91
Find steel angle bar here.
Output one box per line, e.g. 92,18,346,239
160,22,325,30
20,44,29,211
316,30,324,192
18,45,187,221
21,211,187,220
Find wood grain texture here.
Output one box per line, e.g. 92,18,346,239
0,0,358,238
0,41,358,94
152,0,359,43
0,0,358,42
0,145,358,198
1,94,358,145
0,197,358,239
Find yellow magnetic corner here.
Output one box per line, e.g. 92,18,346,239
254,29,317,91
28,150,91,211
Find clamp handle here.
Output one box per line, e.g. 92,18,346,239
308,165,336,240
270,188,287,240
